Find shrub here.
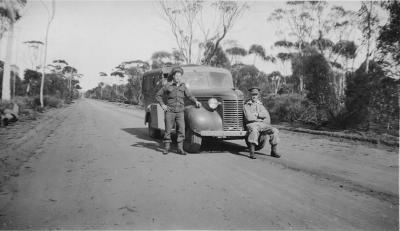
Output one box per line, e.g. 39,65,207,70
32,95,63,108
263,94,309,123
345,61,399,135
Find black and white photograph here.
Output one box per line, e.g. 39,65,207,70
0,0,398,229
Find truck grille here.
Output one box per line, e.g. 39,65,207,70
222,100,244,131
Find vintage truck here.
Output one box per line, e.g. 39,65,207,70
142,65,267,153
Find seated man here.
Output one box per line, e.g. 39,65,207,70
243,87,280,159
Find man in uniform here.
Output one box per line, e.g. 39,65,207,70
155,67,202,155
243,87,280,159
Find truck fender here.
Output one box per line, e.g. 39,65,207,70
185,106,223,134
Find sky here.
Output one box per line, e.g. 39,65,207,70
0,0,365,90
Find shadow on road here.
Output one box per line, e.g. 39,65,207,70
122,127,163,152
121,127,267,159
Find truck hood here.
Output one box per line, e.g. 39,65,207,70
190,88,244,100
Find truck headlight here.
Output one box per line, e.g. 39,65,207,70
208,98,220,110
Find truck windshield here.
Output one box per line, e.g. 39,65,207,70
182,71,234,89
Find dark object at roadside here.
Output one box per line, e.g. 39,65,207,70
0,108,18,127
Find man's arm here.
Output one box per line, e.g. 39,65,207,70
243,104,257,122
183,86,197,103
184,85,201,107
155,86,169,111
258,104,271,124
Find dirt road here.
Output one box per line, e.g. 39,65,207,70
0,99,398,230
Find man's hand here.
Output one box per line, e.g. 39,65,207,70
195,101,202,108
161,104,169,111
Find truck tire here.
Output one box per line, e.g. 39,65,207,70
148,118,161,139
246,133,267,151
184,128,202,153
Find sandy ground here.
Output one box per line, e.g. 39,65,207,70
0,98,398,230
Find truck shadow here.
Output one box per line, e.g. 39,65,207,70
122,127,266,158
202,139,268,158
122,128,163,152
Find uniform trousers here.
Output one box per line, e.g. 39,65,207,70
163,111,185,144
246,122,279,146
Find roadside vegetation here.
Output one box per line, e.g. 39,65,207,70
0,0,81,126
0,59,82,125
86,1,399,139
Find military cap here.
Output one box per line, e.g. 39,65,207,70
248,87,261,95
170,66,184,76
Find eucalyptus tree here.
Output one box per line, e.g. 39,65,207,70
110,70,124,100
23,40,44,70
171,49,185,64
358,1,381,73
377,0,400,78
62,65,78,99
248,44,266,66
98,72,108,99
203,41,230,68
159,0,248,65
114,60,150,104
39,0,56,107
267,71,284,95
98,82,104,99
225,46,247,65
150,51,172,69
0,0,26,100
268,1,360,94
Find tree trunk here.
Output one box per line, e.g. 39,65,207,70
1,11,15,101
12,71,15,98
40,0,55,107
365,1,373,74
299,76,304,93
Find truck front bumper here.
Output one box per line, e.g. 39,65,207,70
199,130,247,138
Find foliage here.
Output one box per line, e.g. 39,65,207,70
202,42,230,68
225,47,247,57
274,40,294,48
32,95,63,108
357,1,381,73
230,64,272,98
332,40,357,59
345,61,399,135
302,52,339,124
377,0,400,78
151,51,172,69
225,46,247,64
263,94,307,123
159,0,248,64
95,59,151,105
0,0,27,40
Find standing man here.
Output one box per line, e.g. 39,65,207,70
243,87,280,159
155,67,202,155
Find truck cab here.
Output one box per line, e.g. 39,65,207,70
143,65,250,153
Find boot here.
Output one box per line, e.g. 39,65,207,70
177,143,187,155
163,143,170,155
270,144,280,158
249,143,256,159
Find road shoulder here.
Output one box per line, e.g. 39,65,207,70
0,103,74,209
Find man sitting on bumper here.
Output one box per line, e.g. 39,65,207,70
243,87,280,159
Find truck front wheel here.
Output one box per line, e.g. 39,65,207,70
184,129,202,153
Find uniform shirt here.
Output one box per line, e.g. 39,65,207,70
155,82,197,113
243,99,271,124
